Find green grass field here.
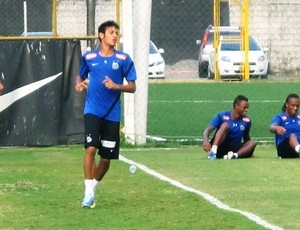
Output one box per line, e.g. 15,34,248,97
2,80,300,229
146,80,300,143
1,145,299,229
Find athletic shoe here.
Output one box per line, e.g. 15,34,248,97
208,151,217,160
81,194,96,208
224,151,238,160
231,152,238,159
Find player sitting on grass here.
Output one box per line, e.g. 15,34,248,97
270,93,300,158
202,95,257,160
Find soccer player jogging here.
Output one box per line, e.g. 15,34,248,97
75,20,137,208
202,95,257,160
270,93,300,158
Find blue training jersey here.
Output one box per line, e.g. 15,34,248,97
271,112,300,146
78,49,136,122
210,111,252,144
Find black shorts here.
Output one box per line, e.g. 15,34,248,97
277,138,299,158
210,137,243,158
84,114,120,160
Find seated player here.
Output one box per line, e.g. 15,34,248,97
202,95,257,160
270,93,300,158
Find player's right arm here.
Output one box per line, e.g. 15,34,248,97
270,115,286,135
75,75,89,93
270,122,286,135
75,53,90,93
202,125,215,152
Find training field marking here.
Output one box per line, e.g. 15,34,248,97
149,100,282,103
120,155,283,230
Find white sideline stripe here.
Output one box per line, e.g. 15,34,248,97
149,100,281,103
119,155,283,230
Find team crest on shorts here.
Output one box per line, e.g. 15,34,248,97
86,134,92,143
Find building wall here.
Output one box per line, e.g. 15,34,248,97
56,0,117,36
55,0,300,74
230,0,300,74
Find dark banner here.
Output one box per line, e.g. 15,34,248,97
0,40,85,146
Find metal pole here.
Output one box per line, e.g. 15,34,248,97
86,0,96,48
122,0,135,144
116,0,120,25
116,0,120,49
23,1,28,36
133,0,152,145
244,0,250,81
213,0,220,80
52,0,57,37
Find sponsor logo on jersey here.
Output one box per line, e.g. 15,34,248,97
281,116,287,120
223,115,230,120
86,53,97,60
242,117,250,122
116,53,126,60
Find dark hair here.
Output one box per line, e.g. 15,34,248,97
233,95,248,108
98,20,119,34
281,93,299,112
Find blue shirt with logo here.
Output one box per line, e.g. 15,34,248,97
210,111,252,144
78,49,136,122
271,112,300,146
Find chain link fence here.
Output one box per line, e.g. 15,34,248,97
1,0,300,144
1,0,299,77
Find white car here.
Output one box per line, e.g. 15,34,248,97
196,25,240,77
208,36,269,79
148,40,165,79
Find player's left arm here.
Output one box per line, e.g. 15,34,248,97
118,80,136,93
243,121,252,142
102,76,136,93
243,132,251,142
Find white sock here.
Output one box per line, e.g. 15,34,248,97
93,178,100,195
211,145,218,153
84,179,94,196
295,145,300,153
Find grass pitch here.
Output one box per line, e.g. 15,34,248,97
0,145,298,229
146,80,300,143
